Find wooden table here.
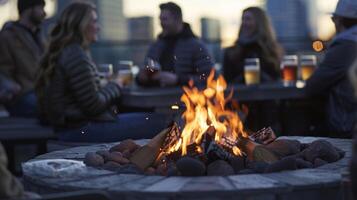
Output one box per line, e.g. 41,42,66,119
23,136,351,200
121,81,307,109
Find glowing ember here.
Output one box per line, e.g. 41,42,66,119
166,70,248,156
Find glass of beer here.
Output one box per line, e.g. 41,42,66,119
281,55,298,84
116,61,134,86
97,64,113,79
300,55,317,81
244,58,260,85
97,64,113,86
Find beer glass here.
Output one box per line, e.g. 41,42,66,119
97,64,113,79
300,55,317,81
116,60,134,86
281,55,298,83
244,58,260,85
97,64,113,86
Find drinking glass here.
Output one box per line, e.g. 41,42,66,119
281,55,298,84
145,57,161,77
116,60,134,86
97,64,113,79
244,58,260,85
300,55,317,81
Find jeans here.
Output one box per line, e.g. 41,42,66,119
57,113,173,143
6,91,37,118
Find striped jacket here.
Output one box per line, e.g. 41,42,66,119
39,44,121,128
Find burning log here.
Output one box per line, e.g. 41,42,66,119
130,127,171,170
237,137,278,163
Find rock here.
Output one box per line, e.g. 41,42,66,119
122,149,131,159
295,158,313,169
207,160,234,176
167,165,179,176
84,152,104,167
176,157,206,176
107,152,130,165
155,163,168,176
238,169,256,174
264,157,297,173
102,161,121,171
335,147,345,158
302,140,340,163
96,150,111,161
247,161,269,173
145,167,156,175
301,143,310,150
118,164,142,174
313,158,328,168
266,139,301,159
109,139,140,153
229,156,246,173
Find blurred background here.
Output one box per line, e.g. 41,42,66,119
0,0,338,68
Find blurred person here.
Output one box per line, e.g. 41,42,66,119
223,7,283,83
0,0,46,117
306,0,357,138
136,2,213,87
223,7,283,133
36,2,169,142
0,143,24,199
0,142,43,199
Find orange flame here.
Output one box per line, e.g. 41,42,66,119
168,70,248,156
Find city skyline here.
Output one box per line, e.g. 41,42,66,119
0,0,338,46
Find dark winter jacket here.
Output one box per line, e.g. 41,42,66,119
39,44,121,129
143,23,213,85
306,25,357,137
0,22,44,97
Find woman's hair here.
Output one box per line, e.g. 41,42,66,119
231,7,282,72
36,1,95,102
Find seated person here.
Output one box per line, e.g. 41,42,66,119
136,2,213,87
0,74,21,104
306,0,357,138
36,2,169,143
223,7,283,84
0,0,46,117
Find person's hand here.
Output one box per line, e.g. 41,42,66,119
251,127,277,145
0,78,21,103
137,68,151,84
152,71,178,87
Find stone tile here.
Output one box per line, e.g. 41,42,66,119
144,177,192,192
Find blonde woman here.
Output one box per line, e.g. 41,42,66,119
36,2,168,142
223,7,283,83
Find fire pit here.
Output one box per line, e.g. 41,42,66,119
23,71,351,199
23,136,351,200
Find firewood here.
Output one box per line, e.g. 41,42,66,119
130,127,170,170
252,145,279,163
